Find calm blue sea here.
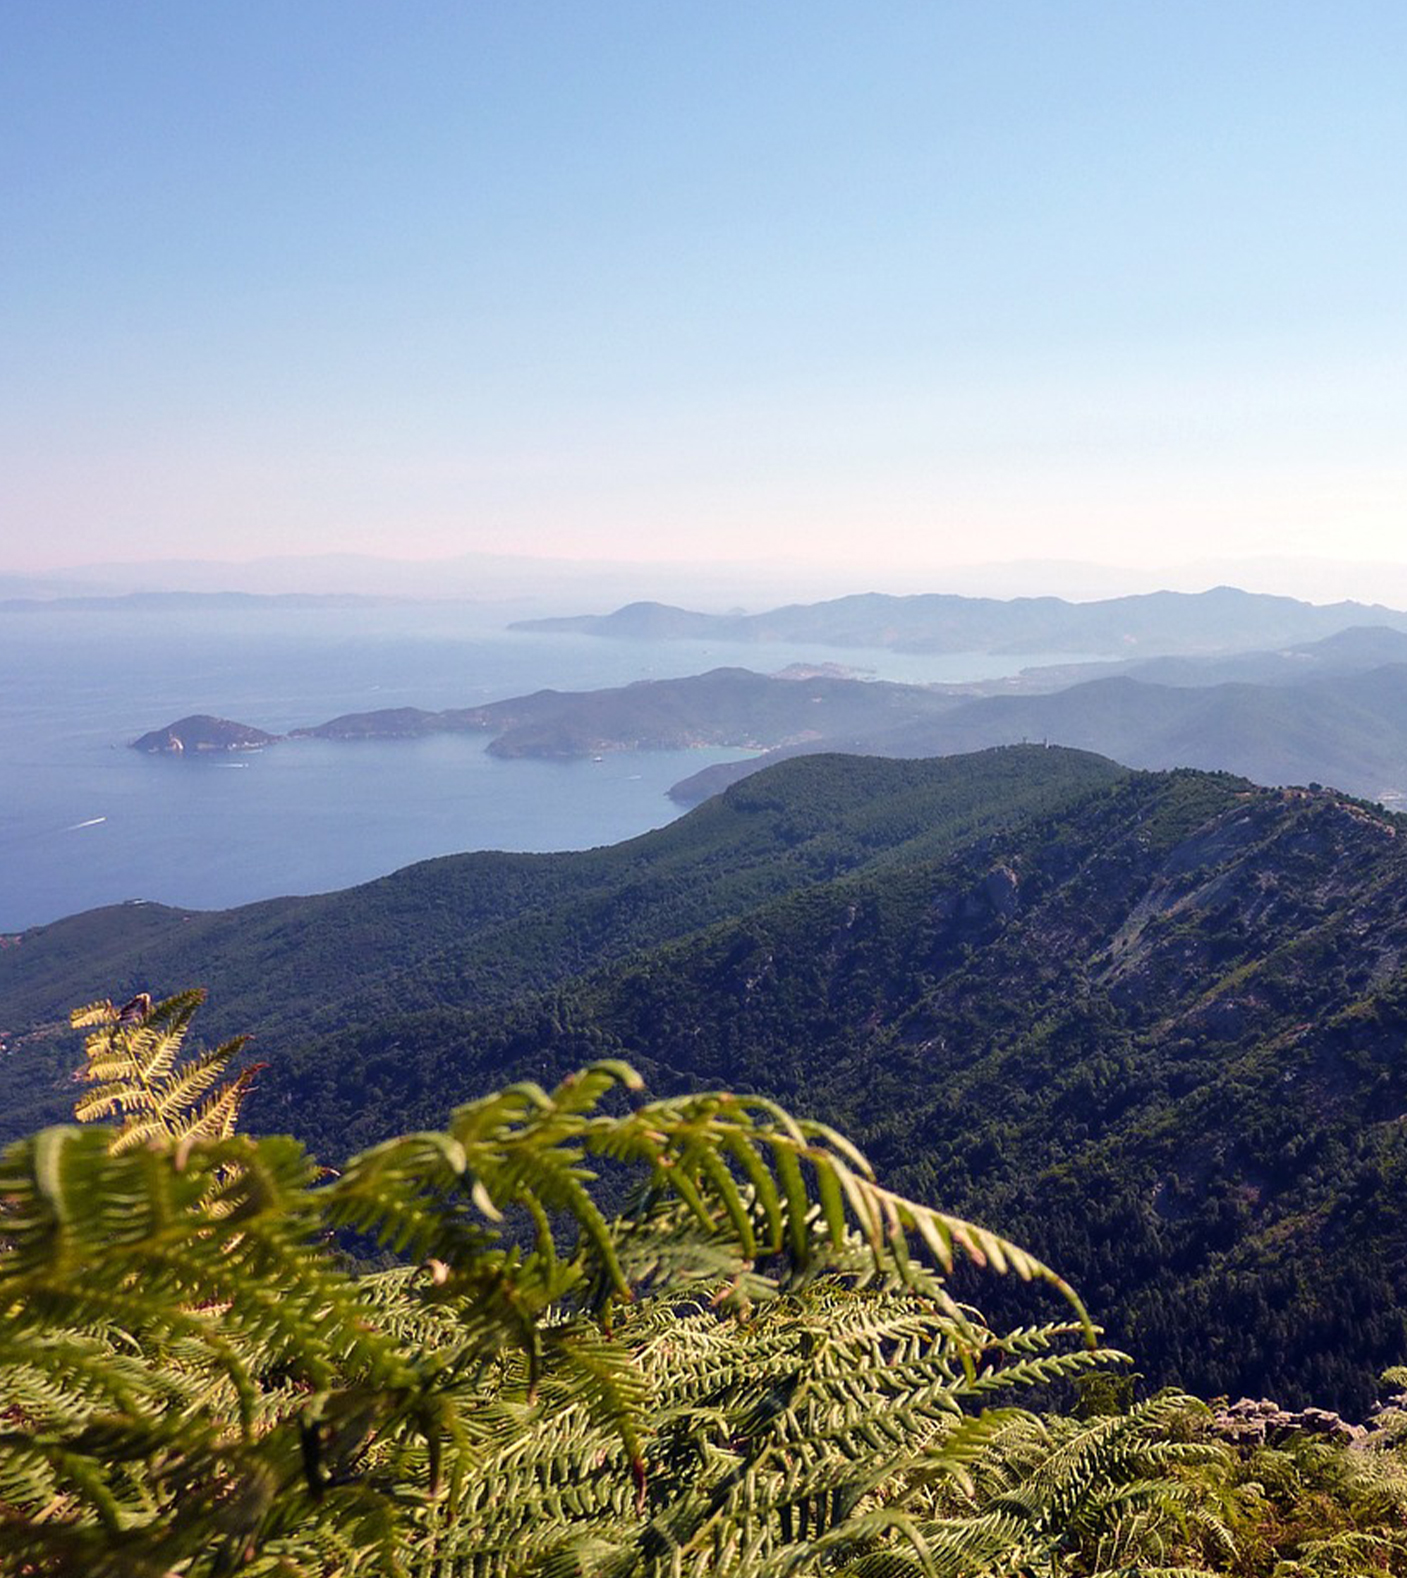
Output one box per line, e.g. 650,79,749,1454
0,601,1066,930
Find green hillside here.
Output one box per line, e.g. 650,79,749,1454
0,746,1120,1138
12,745,1407,1410
268,769,1407,1413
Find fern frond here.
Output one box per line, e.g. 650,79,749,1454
8,1018,1129,1578
68,987,257,1151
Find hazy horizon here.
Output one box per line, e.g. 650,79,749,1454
10,548,1407,614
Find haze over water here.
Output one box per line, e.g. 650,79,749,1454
0,600,1066,931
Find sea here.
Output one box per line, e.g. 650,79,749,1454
0,599,1080,932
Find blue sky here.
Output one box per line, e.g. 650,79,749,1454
3,2,1405,577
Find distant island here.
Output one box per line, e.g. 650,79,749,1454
0,590,395,615
132,669,952,762
510,586,1407,655
131,714,280,754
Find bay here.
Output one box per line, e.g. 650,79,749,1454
0,600,1076,930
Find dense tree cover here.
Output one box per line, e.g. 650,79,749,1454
7,992,1407,1576
260,771,1407,1412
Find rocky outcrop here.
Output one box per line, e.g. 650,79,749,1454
1208,1397,1366,1447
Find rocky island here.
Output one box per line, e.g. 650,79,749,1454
131,715,281,754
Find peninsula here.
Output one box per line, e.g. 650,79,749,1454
129,624,1407,807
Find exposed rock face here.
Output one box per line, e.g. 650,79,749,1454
131,715,279,753
1208,1397,1366,1447
980,864,1020,919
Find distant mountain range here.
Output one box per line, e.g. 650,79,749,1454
510,585,1407,655
15,550,1407,605
995,622,1407,690
8,747,1407,1411
296,666,959,758
0,551,895,610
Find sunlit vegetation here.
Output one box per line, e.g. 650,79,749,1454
4,992,1407,1575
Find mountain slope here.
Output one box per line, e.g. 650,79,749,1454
1081,622,1407,688
267,769,1407,1412
15,747,1407,1408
